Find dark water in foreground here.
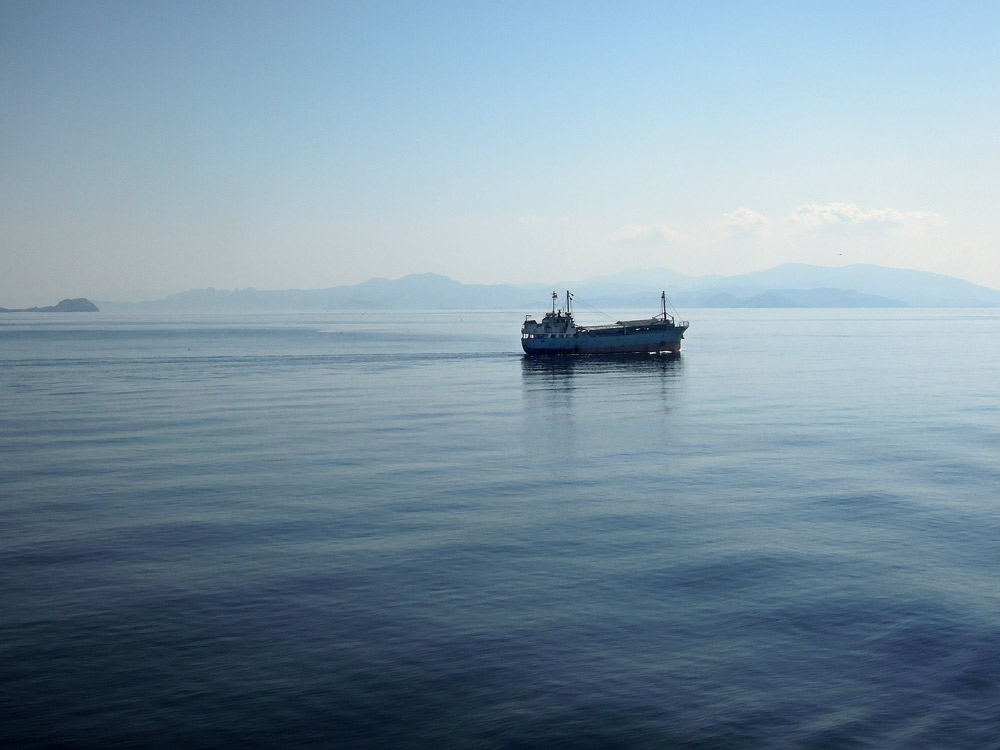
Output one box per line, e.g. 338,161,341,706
2,309,999,748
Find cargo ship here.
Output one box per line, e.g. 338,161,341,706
521,291,689,355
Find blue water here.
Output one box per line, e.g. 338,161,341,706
2,309,999,748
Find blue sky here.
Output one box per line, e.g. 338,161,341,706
2,1,999,304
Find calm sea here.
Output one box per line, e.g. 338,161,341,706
2,309,999,748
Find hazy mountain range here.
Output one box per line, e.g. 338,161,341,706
96,264,1000,313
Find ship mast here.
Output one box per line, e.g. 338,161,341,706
566,290,573,315
551,291,558,314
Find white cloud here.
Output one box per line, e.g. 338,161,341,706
786,202,944,235
586,202,955,283
722,207,770,238
606,223,682,246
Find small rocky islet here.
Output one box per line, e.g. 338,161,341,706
0,298,99,313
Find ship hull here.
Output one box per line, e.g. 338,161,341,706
521,328,685,355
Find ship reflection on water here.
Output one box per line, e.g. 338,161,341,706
520,350,685,388
520,351,685,412
519,352,687,473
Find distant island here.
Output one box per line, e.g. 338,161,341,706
0,298,99,313
95,264,1000,313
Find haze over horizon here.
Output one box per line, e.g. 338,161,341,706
3,2,999,307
